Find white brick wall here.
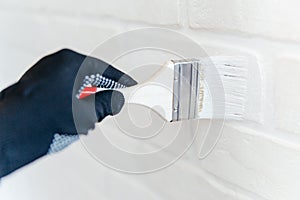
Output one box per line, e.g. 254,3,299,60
0,9,121,88
199,123,300,200
0,0,180,25
275,57,300,135
1,0,300,199
188,0,300,41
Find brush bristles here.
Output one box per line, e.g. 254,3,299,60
198,56,247,120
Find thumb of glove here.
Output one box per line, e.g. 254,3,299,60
95,90,125,122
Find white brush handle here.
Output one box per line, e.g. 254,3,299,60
103,62,175,121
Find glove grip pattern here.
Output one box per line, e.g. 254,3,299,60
48,74,125,154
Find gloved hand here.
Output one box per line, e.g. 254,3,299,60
0,49,137,178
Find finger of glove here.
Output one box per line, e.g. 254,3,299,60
95,90,125,122
77,55,137,88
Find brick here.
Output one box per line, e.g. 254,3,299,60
0,0,180,25
188,0,300,41
274,57,300,134
198,123,300,200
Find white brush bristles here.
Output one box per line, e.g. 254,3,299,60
198,56,247,120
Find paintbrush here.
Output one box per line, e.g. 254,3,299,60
77,56,247,122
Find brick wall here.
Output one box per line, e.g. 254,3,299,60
0,0,299,200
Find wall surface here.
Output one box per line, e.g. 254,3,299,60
0,0,300,200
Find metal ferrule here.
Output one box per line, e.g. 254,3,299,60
172,59,203,121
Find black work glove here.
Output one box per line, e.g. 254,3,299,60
0,49,137,178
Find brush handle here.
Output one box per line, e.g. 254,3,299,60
80,61,175,121
116,61,174,121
